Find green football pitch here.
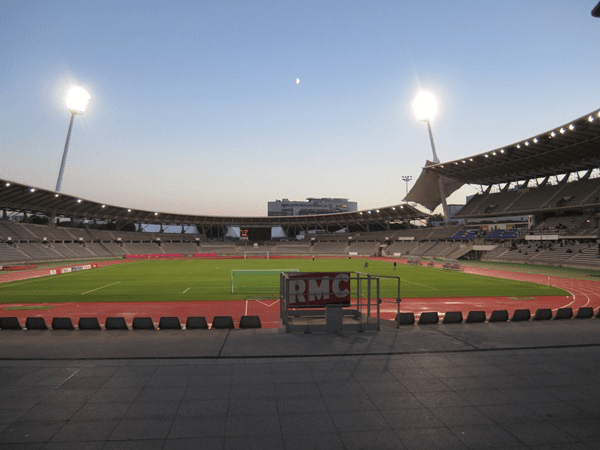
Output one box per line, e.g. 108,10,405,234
0,258,567,303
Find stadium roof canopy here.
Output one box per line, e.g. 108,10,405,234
405,109,600,211
0,179,427,230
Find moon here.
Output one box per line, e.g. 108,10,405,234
295,78,300,85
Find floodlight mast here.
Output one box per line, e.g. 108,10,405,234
402,175,412,196
425,120,440,164
412,90,449,223
55,87,90,192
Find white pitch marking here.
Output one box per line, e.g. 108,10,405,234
81,281,120,295
255,300,278,308
401,279,439,290
183,287,190,294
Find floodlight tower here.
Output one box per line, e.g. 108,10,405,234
412,90,449,223
55,86,91,192
402,175,412,196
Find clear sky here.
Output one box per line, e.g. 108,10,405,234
1,1,598,217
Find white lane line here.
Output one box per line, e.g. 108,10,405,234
81,281,120,295
183,287,190,294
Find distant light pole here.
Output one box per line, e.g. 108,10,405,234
55,86,91,192
412,90,449,222
402,175,412,196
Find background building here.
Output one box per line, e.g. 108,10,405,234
268,198,357,217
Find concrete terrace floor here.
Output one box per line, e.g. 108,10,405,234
1,321,600,449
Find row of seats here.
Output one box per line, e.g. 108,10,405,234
398,307,598,325
0,315,262,330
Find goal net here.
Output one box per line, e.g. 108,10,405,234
231,269,299,294
408,256,422,266
442,259,462,270
244,251,270,259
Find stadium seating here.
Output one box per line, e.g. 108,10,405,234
1,216,598,269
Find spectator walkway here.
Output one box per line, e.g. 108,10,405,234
1,321,600,448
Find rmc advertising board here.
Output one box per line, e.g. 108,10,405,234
286,272,351,307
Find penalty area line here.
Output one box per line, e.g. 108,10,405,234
81,281,121,295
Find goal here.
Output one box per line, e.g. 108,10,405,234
442,259,462,271
244,251,270,259
231,269,299,294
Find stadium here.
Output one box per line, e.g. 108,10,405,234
2,107,600,328
1,2,600,448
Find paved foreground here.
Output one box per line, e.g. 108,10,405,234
1,321,600,449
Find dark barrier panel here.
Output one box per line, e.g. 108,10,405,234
489,310,509,322
442,311,463,324
554,308,573,320
576,307,594,319
52,317,75,330
186,316,209,329
159,317,182,330
511,309,531,322
239,315,262,329
533,309,553,321
0,317,22,330
466,311,486,323
25,317,48,330
211,316,235,329
418,312,439,325
105,317,129,330
396,312,415,326
132,317,155,330
78,317,101,330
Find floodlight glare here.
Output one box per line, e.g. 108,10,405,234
55,86,92,192
66,86,91,114
412,91,438,122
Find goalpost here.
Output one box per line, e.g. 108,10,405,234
243,251,270,259
442,259,462,271
231,269,299,294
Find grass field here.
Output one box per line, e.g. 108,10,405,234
0,258,568,304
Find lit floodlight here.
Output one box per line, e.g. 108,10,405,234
66,86,91,114
412,91,438,122
55,86,92,192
